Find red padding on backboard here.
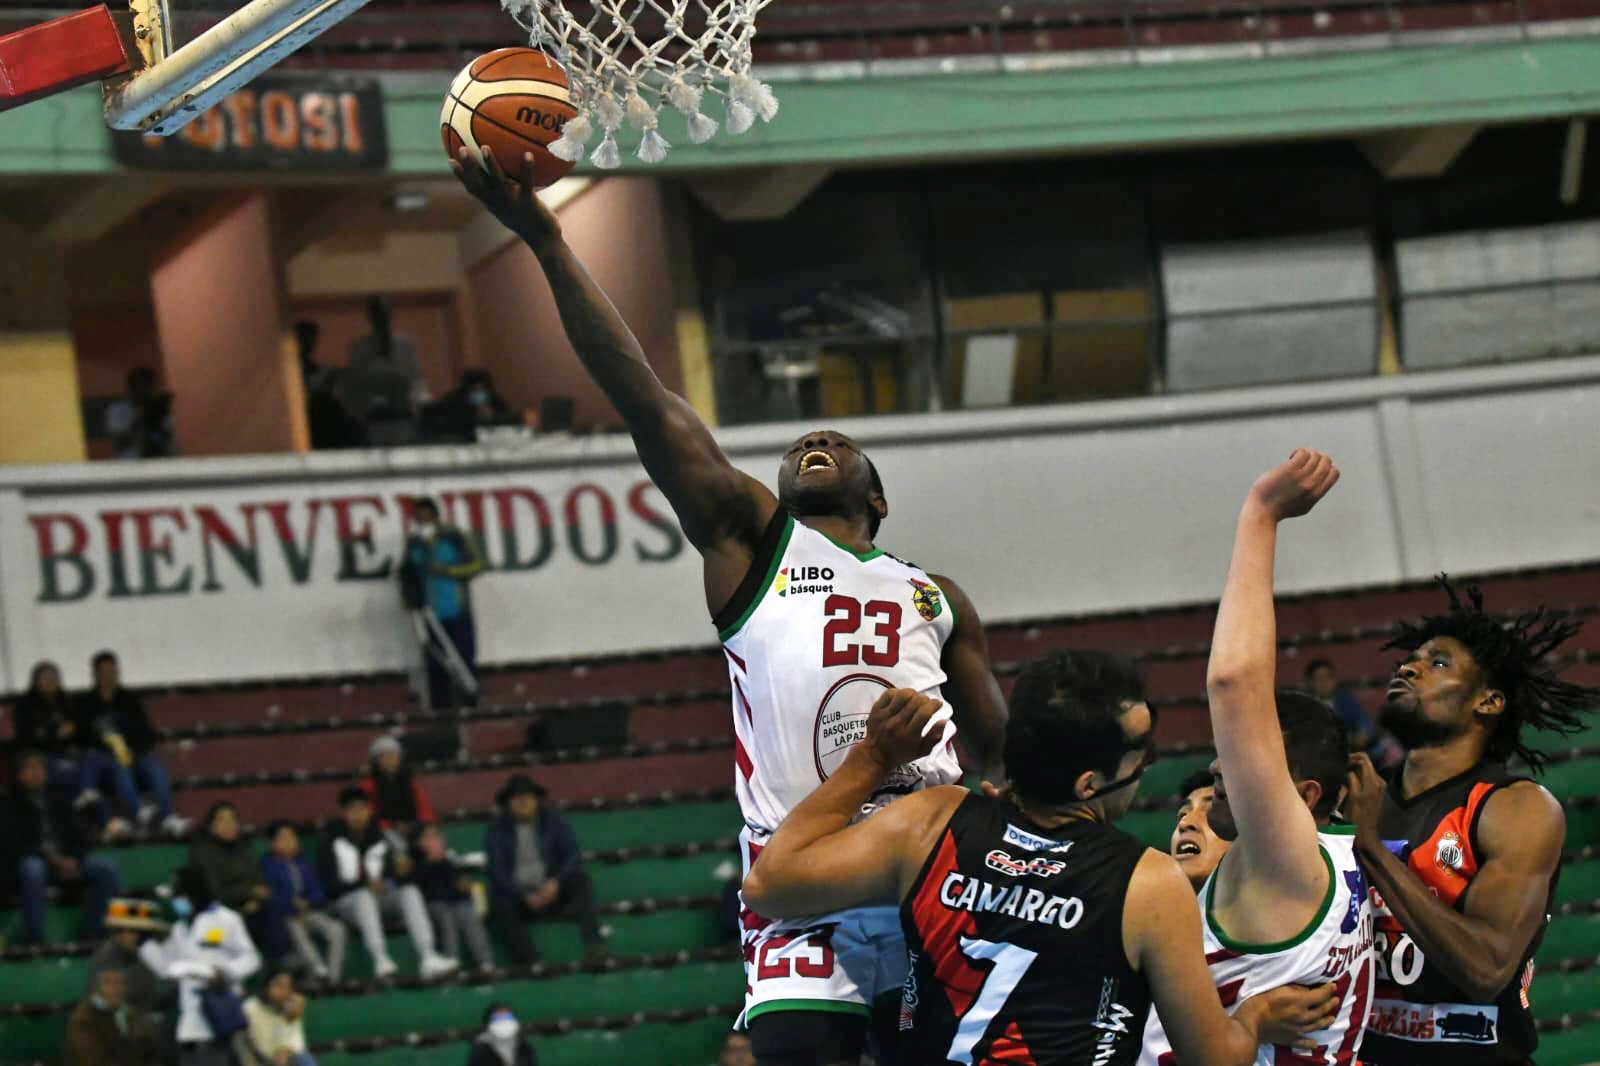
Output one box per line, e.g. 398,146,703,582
0,5,132,111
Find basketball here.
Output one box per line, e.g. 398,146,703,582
441,48,578,188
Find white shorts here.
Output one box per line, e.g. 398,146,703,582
737,828,909,1027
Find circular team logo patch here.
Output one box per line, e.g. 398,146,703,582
813,673,892,780
1435,830,1465,872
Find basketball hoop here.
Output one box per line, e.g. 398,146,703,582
500,0,780,169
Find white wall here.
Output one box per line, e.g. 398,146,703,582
2,354,1597,691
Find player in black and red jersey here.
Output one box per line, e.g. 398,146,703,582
744,652,1336,1066
1345,581,1600,1066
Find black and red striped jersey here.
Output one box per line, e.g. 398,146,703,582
898,793,1151,1066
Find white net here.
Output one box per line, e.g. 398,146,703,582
500,0,779,169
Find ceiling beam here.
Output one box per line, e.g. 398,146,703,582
43,174,168,244
686,165,832,221
1358,124,1479,179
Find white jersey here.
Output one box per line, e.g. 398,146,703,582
1139,827,1376,1066
718,511,964,837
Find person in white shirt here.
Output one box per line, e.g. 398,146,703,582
140,864,262,1066
244,967,317,1066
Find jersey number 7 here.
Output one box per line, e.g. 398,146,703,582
823,595,902,668
947,936,1038,1064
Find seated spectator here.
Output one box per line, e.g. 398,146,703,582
360,735,436,839
10,660,133,835
64,964,163,1066
260,821,346,982
89,898,176,1027
1303,658,1404,770
423,368,518,443
466,1003,537,1066
486,774,604,965
316,787,458,981
412,824,495,973
245,966,317,1066
2,750,121,944
718,1031,755,1066
139,863,262,1066
190,802,271,921
74,650,189,836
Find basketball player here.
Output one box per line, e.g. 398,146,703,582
1172,770,1230,892
452,151,1008,1066
1140,449,1375,1066
1343,581,1599,1065
744,651,1339,1064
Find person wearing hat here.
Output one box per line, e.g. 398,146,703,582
316,786,458,981
485,774,603,965
358,735,436,839
89,898,175,1025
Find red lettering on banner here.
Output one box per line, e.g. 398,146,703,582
564,484,617,566
301,93,337,151
30,513,93,602
261,500,321,584
627,481,683,562
130,508,193,595
99,511,135,597
329,496,391,581
260,91,298,150
339,93,364,153
195,505,262,590
493,488,554,571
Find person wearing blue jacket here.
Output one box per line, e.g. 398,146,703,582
399,497,486,710
260,822,347,981
485,774,603,965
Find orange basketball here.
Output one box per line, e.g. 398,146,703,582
441,48,578,188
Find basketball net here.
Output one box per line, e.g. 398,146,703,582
500,0,778,168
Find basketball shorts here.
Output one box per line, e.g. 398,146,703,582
737,828,908,1027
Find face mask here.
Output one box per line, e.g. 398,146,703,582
488,1017,519,1040
468,388,490,406
416,522,438,539
172,897,193,920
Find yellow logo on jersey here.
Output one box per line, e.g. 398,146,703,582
910,578,943,621
774,568,789,597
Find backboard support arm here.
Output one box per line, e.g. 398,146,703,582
104,0,377,136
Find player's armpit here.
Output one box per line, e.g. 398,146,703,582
1362,781,1564,1001
744,786,964,920
1129,851,1265,1066
931,574,1007,776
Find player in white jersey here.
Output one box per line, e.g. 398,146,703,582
453,151,1009,1066
1142,450,1376,1066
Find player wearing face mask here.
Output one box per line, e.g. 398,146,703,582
469,1004,538,1066
399,497,487,711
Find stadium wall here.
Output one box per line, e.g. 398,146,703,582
0,353,1596,691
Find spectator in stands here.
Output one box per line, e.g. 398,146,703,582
360,735,436,837
423,368,518,443
399,498,486,710
412,823,495,973
1303,659,1404,770
75,650,189,836
11,660,133,834
466,1003,537,1066
317,786,458,981
486,774,604,965
347,295,428,410
2,750,122,945
105,366,175,460
260,821,346,982
244,966,317,1066
88,898,175,1026
64,964,163,1066
718,1031,755,1066
139,862,262,1066
191,802,270,919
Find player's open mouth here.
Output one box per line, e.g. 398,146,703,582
1387,679,1412,696
1175,841,1202,857
799,450,837,473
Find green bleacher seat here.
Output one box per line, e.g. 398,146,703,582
1538,759,1600,802
313,1015,736,1066
591,854,732,904
1556,858,1600,909
0,1012,62,1064
1568,805,1600,850
1540,913,1600,960
1535,1020,1600,1066
1121,808,1176,851
1529,969,1600,1017
1526,719,1600,753
1141,753,1214,801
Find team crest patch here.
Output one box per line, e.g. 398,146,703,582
1435,830,1465,872
774,568,789,597
909,578,943,621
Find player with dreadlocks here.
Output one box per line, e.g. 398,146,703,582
1344,580,1600,1066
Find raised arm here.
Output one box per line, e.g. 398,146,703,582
743,689,961,918
453,150,776,556
1347,760,1565,1001
931,574,1007,778
1207,450,1338,891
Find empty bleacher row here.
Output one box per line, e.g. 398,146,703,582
3,562,1599,1064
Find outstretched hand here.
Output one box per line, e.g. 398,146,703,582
1238,982,1341,1048
450,146,562,250
862,688,949,771
1248,449,1340,522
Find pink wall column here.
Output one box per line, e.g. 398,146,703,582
149,193,305,456
466,178,684,431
